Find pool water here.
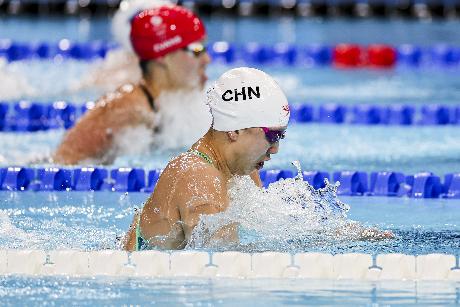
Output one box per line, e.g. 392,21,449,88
1,122,460,175
1,277,460,306
1,191,459,255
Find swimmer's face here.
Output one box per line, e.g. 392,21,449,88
230,126,286,175
163,40,211,90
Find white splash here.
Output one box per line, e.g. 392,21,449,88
0,58,36,99
0,210,39,248
187,162,361,252
108,89,211,162
113,124,156,156
71,49,142,93
153,89,212,149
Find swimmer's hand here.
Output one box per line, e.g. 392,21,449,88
359,228,394,240
337,221,394,241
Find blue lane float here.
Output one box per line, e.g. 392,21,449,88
0,39,114,62
419,104,453,125
369,171,407,197
141,169,162,193
386,105,415,125
1,40,460,67
444,173,460,199
33,168,72,191
406,172,443,198
1,166,460,199
72,167,108,191
1,101,460,132
318,104,347,123
259,169,295,188
302,171,330,189
110,168,145,192
0,167,35,191
333,171,368,196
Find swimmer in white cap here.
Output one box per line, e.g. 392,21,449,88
53,4,211,164
123,67,290,250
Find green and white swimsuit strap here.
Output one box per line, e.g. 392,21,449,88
189,149,213,165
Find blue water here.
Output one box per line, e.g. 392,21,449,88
1,122,460,175
1,191,459,254
4,60,460,104
1,277,459,306
1,190,460,304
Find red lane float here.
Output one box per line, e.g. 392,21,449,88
332,44,364,68
367,44,397,68
333,43,396,68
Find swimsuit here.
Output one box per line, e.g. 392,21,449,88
134,149,213,251
189,148,214,165
139,83,157,112
135,213,149,251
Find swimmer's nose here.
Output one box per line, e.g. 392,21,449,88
201,52,211,66
268,142,279,155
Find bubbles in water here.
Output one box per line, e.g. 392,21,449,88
152,89,212,150
0,211,38,248
187,161,366,252
71,49,142,93
110,89,211,164
0,58,36,99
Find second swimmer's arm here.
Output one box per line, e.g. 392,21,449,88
53,109,114,164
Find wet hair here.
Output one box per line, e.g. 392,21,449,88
139,60,151,77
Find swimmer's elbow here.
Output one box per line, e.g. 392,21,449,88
122,223,138,251
52,151,75,165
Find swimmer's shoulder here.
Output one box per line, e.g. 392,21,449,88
160,153,228,210
163,152,225,185
92,84,139,110
79,84,151,126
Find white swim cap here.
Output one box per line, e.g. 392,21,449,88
207,67,290,131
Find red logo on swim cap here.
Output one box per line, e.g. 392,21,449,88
130,5,206,60
282,105,290,116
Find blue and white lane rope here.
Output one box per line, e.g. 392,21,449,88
0,101,459,132
1,39,460,67
0,167,459,198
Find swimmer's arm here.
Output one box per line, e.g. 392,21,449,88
176,168,238,245
338,221,394,240
53,98,147,165
53,110,114,164
122,211,140,251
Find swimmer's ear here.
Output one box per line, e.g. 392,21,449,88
227,130,239,142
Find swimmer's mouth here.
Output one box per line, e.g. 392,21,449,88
201,74,208,84
256,157,270,170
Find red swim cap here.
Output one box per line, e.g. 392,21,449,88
130,5,206,60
